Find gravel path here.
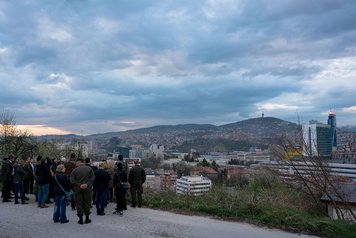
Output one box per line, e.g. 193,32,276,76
0,195,319,238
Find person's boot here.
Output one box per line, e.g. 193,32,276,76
77,215,83,225
84,214,91,224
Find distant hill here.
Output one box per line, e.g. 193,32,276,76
220,117,300,138
173,138,270,154
37,117,303,153
35,134,81,140
125,124,217,134
170,117,300,152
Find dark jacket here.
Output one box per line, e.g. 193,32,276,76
85,163,98,172
64,161,76,176
113,163,128,196
113,165,128,186
53,172,71,196
1,159,13,182
128,164,146,185
94,169,111,191
35,162,52,185
70,164,95,189
23,163,35,181
13,164,26,183
115,161,128,175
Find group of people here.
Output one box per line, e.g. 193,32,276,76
1,155,35,204
1,153,146,225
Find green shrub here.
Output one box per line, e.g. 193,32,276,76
143,184,356,238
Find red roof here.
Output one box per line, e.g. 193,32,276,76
192,167,218,174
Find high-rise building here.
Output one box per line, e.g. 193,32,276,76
302,123,332,158
116,146,131,158
149,144,165,160
327,111,337,148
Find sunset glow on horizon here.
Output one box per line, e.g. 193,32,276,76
16,125,73,136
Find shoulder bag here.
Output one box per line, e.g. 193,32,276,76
54,175,73,200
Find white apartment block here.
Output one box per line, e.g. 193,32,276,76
176,176,212,196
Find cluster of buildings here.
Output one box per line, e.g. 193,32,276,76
141,168,213,196
53,111,356,221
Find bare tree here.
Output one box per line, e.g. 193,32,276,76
0,110,36,159
272,133,356,221
0,110,17,157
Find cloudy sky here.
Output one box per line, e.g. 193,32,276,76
1,0,356,135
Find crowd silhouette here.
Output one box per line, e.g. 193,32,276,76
1,153,146,225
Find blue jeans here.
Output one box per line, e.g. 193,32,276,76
53,195,67,222
96,188,108,213
38,184,49,206
14,181,25,202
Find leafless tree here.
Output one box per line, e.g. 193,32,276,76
272,133,356,221
0,110,35,159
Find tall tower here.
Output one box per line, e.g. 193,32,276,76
327,111,337,148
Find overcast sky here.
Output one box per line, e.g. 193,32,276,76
1,0,356,135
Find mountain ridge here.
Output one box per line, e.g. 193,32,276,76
36,117,296,138
35,117,302,152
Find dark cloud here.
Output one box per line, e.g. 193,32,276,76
1,0,356,134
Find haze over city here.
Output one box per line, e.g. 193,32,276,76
1,0,356,136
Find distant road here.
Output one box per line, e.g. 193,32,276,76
0,195,318,238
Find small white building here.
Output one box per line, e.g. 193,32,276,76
176,176,212,196
321,183,356,222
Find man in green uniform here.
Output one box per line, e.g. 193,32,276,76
71,158,95,224
128,159,146,208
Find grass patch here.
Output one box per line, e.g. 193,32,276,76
143,188,356,238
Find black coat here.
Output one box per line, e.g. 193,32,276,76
13,164,26,183
113,169,128,185
113,164,128,196
35,163,52,185
53,172,71,196
128,164,146,185
23,163,35,181
94,169,110,191
1,160,13,182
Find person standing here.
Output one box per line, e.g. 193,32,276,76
64,153,77,210
71,158,95,225
113,162,128,215
128,159,146,208
85,157,97,204
115,155,128,175
23,158,35,195
35,157,52,208
64,153,76,176
94,163,110,216
46,158,56,204
13,160,27,204
1,155,15,202
53,165,70,224
105,161,115,204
